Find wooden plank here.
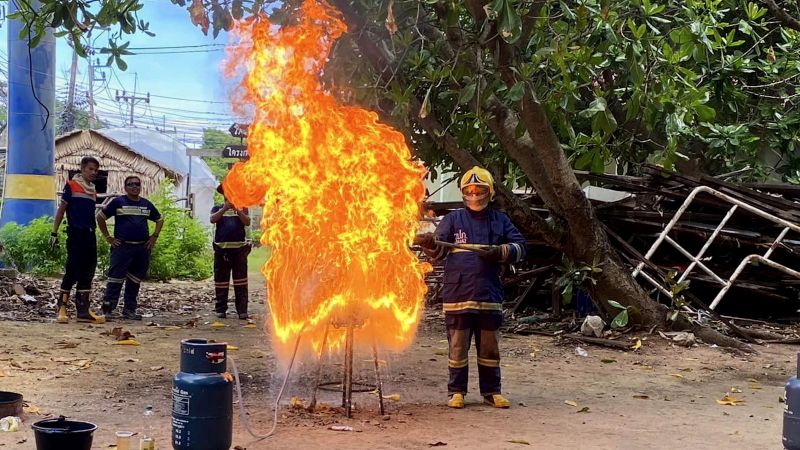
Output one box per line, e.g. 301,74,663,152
562,333,632,350
186,148,224,157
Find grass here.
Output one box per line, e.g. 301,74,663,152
248,245,271,274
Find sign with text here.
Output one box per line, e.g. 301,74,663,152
228,123,249,138
223,145,249,159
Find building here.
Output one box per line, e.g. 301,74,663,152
54,127,218,222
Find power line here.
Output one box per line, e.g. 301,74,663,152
127,43,225,50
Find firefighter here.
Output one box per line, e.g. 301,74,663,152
210,184,251,319
97,175,164,320
416,166,527,409
49,156,106,324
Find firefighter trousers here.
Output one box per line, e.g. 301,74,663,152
213,245,250,315
446,313,502,396
102,242,150,313
60,228,97,296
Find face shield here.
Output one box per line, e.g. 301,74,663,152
462,185,490,211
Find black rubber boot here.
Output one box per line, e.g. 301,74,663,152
76,291,106,324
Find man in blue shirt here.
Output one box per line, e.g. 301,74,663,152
210,184,251,319
49,156,106,324
96,175,164,320
416,166,527,409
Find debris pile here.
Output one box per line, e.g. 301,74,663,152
0,272,214,322
423,164,800,323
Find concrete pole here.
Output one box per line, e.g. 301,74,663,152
1,0,57,226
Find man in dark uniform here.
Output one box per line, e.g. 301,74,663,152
50,156,106,324
210,184,251,319
416,166,527,409
97,175,164,320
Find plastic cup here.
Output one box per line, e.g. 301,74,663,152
115,431,133,450
139,437,155,450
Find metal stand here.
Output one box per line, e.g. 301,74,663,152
309,323,385,418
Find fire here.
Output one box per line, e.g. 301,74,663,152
222,1,429,360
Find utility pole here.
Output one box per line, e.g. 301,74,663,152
115,89,150,126
59,46,79,134
85,28,107,129
87,57,105,129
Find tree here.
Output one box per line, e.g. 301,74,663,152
200,128,240,181
20,0,800,348
56,98,103,133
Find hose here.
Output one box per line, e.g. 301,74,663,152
228,331,303,443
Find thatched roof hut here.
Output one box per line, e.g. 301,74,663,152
56,129,180,196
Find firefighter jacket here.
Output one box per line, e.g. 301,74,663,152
431,207,527,315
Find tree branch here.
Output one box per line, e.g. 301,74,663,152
763,0,800,31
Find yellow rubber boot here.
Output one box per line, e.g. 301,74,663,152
56,305,68,324
56,292,69,324
484,394,511,408
447,393,464,409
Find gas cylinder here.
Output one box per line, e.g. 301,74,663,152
172,338,232,450
784,353,800,449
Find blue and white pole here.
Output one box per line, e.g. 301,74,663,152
1,0,57,226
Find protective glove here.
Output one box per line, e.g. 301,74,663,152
479,245,505,262
48,232,59,253
413,233,437,250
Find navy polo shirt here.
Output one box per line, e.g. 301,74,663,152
211,205,248,243
101,196,162,242
61,180,97,231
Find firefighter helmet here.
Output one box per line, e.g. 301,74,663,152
460,166,495,199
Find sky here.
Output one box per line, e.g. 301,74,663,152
1,1,240,147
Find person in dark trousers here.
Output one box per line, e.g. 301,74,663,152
50,156,106,324
415,166,527,409
210,184,251,319
97,175,164,320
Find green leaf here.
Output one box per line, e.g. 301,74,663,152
579,97,608,118
592,109,618,134
458,83,476,105
737,20,754,37
611,309,629,328
575,150,594,169
607,300,625,310
562,284,573,305
232,0,244,20
115,55,128,71
490,0,523,44
591,151,605,173
507,82,525,102
694,104,716,122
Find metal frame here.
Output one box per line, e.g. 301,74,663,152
631,185,800,310
308,322,385,418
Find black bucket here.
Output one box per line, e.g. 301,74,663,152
0,391,22,417
32,416,97,450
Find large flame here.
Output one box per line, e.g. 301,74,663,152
222,0,429,360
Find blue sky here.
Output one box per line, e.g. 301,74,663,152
2,1,239,146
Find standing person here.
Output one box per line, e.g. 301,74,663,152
210,184,251,319
96,175,164,320
415,166,527,409
50,156,106,324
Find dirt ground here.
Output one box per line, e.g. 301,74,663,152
0,277,796,450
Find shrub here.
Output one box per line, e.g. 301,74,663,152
0,217,111,276
248,226,264,248
0,217,65,276
147,180,213,281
